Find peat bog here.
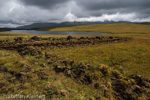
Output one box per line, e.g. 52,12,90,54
0,35,150,99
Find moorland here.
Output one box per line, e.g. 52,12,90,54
0,23,150,100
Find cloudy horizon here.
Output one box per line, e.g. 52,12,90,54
0,0,150,28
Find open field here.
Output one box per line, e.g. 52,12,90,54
39,23,150,34
0,30,150,99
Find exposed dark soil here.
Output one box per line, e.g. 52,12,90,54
0,36,130,51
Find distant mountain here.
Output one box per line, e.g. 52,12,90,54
138,22,150,25
17,21,133,30
0,28,12,32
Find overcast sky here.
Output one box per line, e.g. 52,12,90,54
0,0,150,27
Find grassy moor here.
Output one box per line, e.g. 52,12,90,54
39,23,150,34
0,25,150,99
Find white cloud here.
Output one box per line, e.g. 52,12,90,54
0,0,150,27
0,0,75,27
64,13,77,21
64,13,137,22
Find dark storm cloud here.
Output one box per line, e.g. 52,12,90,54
19,0,70,9
75,0,150,18
76,0,150,10
0,0,150,27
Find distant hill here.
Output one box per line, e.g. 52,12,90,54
138,22,150,25
17,21,133,30
0,28,12,32
39,23,150,34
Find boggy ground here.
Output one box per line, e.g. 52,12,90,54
0,35,129,51
0,34,150,100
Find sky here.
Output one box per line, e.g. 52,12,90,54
0,0,150,28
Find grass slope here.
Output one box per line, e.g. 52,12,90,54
39,23,150,34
